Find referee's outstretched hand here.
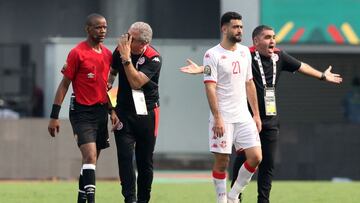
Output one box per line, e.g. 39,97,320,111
48,119,60,137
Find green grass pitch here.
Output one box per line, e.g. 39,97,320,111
0,180,359,202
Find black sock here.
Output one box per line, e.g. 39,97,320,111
77,170,87,203
83,164,96,203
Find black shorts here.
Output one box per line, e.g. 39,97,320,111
69,101,110,150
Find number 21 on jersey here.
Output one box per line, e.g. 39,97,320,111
232,61,240,74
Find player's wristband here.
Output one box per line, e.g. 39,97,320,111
50,104,61,119
319,72,326,81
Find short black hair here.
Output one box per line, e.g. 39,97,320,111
220,12,242,27
252,25,274,39
86,13,105,26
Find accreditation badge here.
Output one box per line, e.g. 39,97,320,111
264,87,277,116
132,89,148,115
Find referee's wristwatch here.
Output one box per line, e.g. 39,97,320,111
122,58,131,66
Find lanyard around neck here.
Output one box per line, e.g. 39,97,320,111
254,50,277,88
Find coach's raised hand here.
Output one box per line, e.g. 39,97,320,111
117,33,132,60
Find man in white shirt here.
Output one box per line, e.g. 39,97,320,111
202,11,262,203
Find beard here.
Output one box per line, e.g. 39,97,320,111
228,34,242,43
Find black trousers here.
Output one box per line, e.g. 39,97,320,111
114,107,159,203
231,122,279,203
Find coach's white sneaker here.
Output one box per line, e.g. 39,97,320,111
227,197,239,203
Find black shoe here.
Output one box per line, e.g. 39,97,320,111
238,193,243,202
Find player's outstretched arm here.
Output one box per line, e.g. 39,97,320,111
298,63,343,84
180,59,204,74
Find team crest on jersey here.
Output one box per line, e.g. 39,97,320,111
271,53,279,62
219,140,227,148
204,65,211,75
152,57,160,62
240,51,246,57
138,57,145,65
221,55,227,59
205,53,210,58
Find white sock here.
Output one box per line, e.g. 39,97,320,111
212,171,227,203
228,162,256,200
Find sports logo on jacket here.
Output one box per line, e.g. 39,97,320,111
152,57,160,62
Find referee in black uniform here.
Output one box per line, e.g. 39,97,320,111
108,22,162,203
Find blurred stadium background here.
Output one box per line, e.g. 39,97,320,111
1,0,359,185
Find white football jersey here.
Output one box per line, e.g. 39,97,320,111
203,43,253,123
